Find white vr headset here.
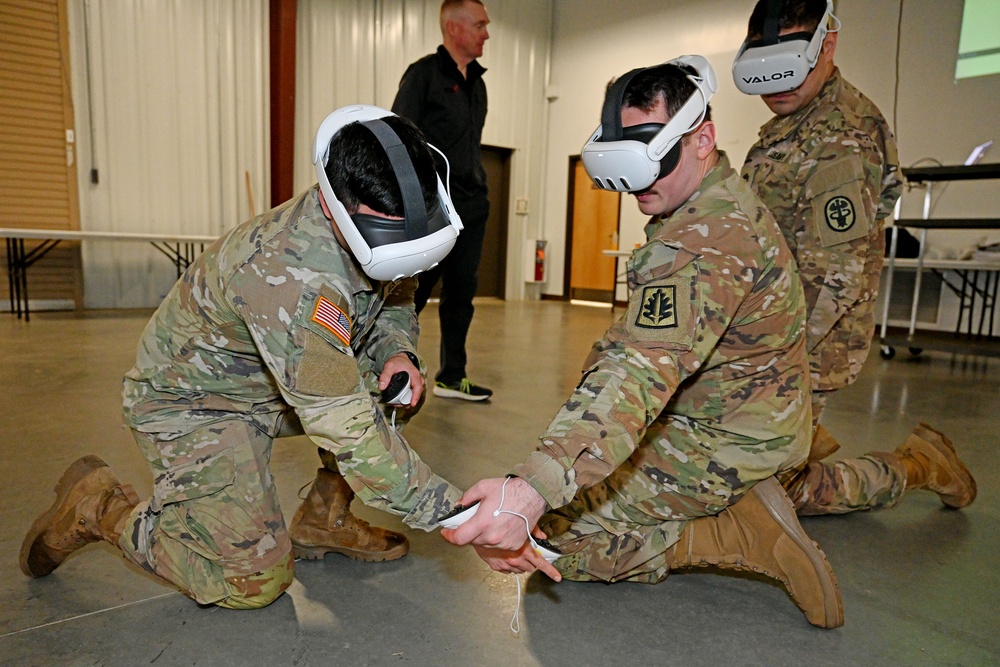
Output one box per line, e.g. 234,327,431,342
313,104,463,282
732,0,840,95
580,55,718,193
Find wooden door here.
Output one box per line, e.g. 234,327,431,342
478,145,510,298
566,156,620,302
425,145,509,300
0,0,82,310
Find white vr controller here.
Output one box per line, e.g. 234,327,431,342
381,370,413,406
437,501,563,564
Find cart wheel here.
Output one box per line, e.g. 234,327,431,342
908,347,923,356
880,345,895,360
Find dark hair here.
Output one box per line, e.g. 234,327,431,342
324,116,438,216
747,0,827,39
621,63,713,122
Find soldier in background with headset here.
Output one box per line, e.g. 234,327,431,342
737,0,977,516
20,107,465,610
444,56,845,629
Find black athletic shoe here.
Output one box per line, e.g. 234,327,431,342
432,378,493,402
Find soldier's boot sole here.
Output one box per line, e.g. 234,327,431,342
291,537,409,562
20,455,139,578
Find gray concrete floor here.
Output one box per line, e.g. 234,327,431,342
1,300,998,666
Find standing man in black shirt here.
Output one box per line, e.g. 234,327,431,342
392,0,493,401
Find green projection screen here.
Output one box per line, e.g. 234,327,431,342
956,0,1000,79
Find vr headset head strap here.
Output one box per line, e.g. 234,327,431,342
804,1,837,65
743,0,835,49
600,66,647,142
762,0,782,45
358,119,429,239
599,57,714,147
644,56,716,161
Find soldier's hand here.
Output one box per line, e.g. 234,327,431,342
471,540,563,581
379,352,425,408
440,477,548,552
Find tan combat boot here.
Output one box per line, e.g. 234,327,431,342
20,455,140,578
671,476,844,628
289,468,409,562
895,422,976,508
807,424,841,463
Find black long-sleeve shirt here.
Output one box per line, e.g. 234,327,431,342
391,45,488,204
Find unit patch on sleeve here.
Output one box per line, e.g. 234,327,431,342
624,242,698,350
807,155,870,247
635,285,678,329
824,195,856,233
312,296,352,346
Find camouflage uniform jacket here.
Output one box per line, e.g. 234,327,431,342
514,154,810,513
122,186,459,529
742,68,901,391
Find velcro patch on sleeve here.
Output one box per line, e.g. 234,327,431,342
296,330,361,397
807,156,870,247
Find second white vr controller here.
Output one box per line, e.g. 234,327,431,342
437,501,563,563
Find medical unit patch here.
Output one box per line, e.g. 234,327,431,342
312,296,352,346
824,195,856,232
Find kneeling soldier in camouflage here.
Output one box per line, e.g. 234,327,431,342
21,106,465,609
443,58,843,628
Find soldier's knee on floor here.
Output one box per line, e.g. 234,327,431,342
216,554,295,610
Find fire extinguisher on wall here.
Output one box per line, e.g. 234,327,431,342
534,240,546,282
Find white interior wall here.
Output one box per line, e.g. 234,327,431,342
63,0,998,309
540,0,1000,297
68,0,269,309
542,0,761,297
295,0,553,301
67,0,552,310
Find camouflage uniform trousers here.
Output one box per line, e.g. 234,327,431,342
536,423,752,586
537,419,801,583
782,390,906,515
538,481,691,585
119,420,295,608
117,354,410,607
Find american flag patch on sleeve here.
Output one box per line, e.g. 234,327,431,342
312,296,352,346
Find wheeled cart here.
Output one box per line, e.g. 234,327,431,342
879,163,1000,359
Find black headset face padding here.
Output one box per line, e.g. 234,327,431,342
747,30,814,49
620,122,662,144
620,122,683,182
351,201,450,249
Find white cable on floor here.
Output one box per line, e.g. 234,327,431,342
493,475,535,634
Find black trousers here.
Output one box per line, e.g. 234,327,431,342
414,197,490,385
